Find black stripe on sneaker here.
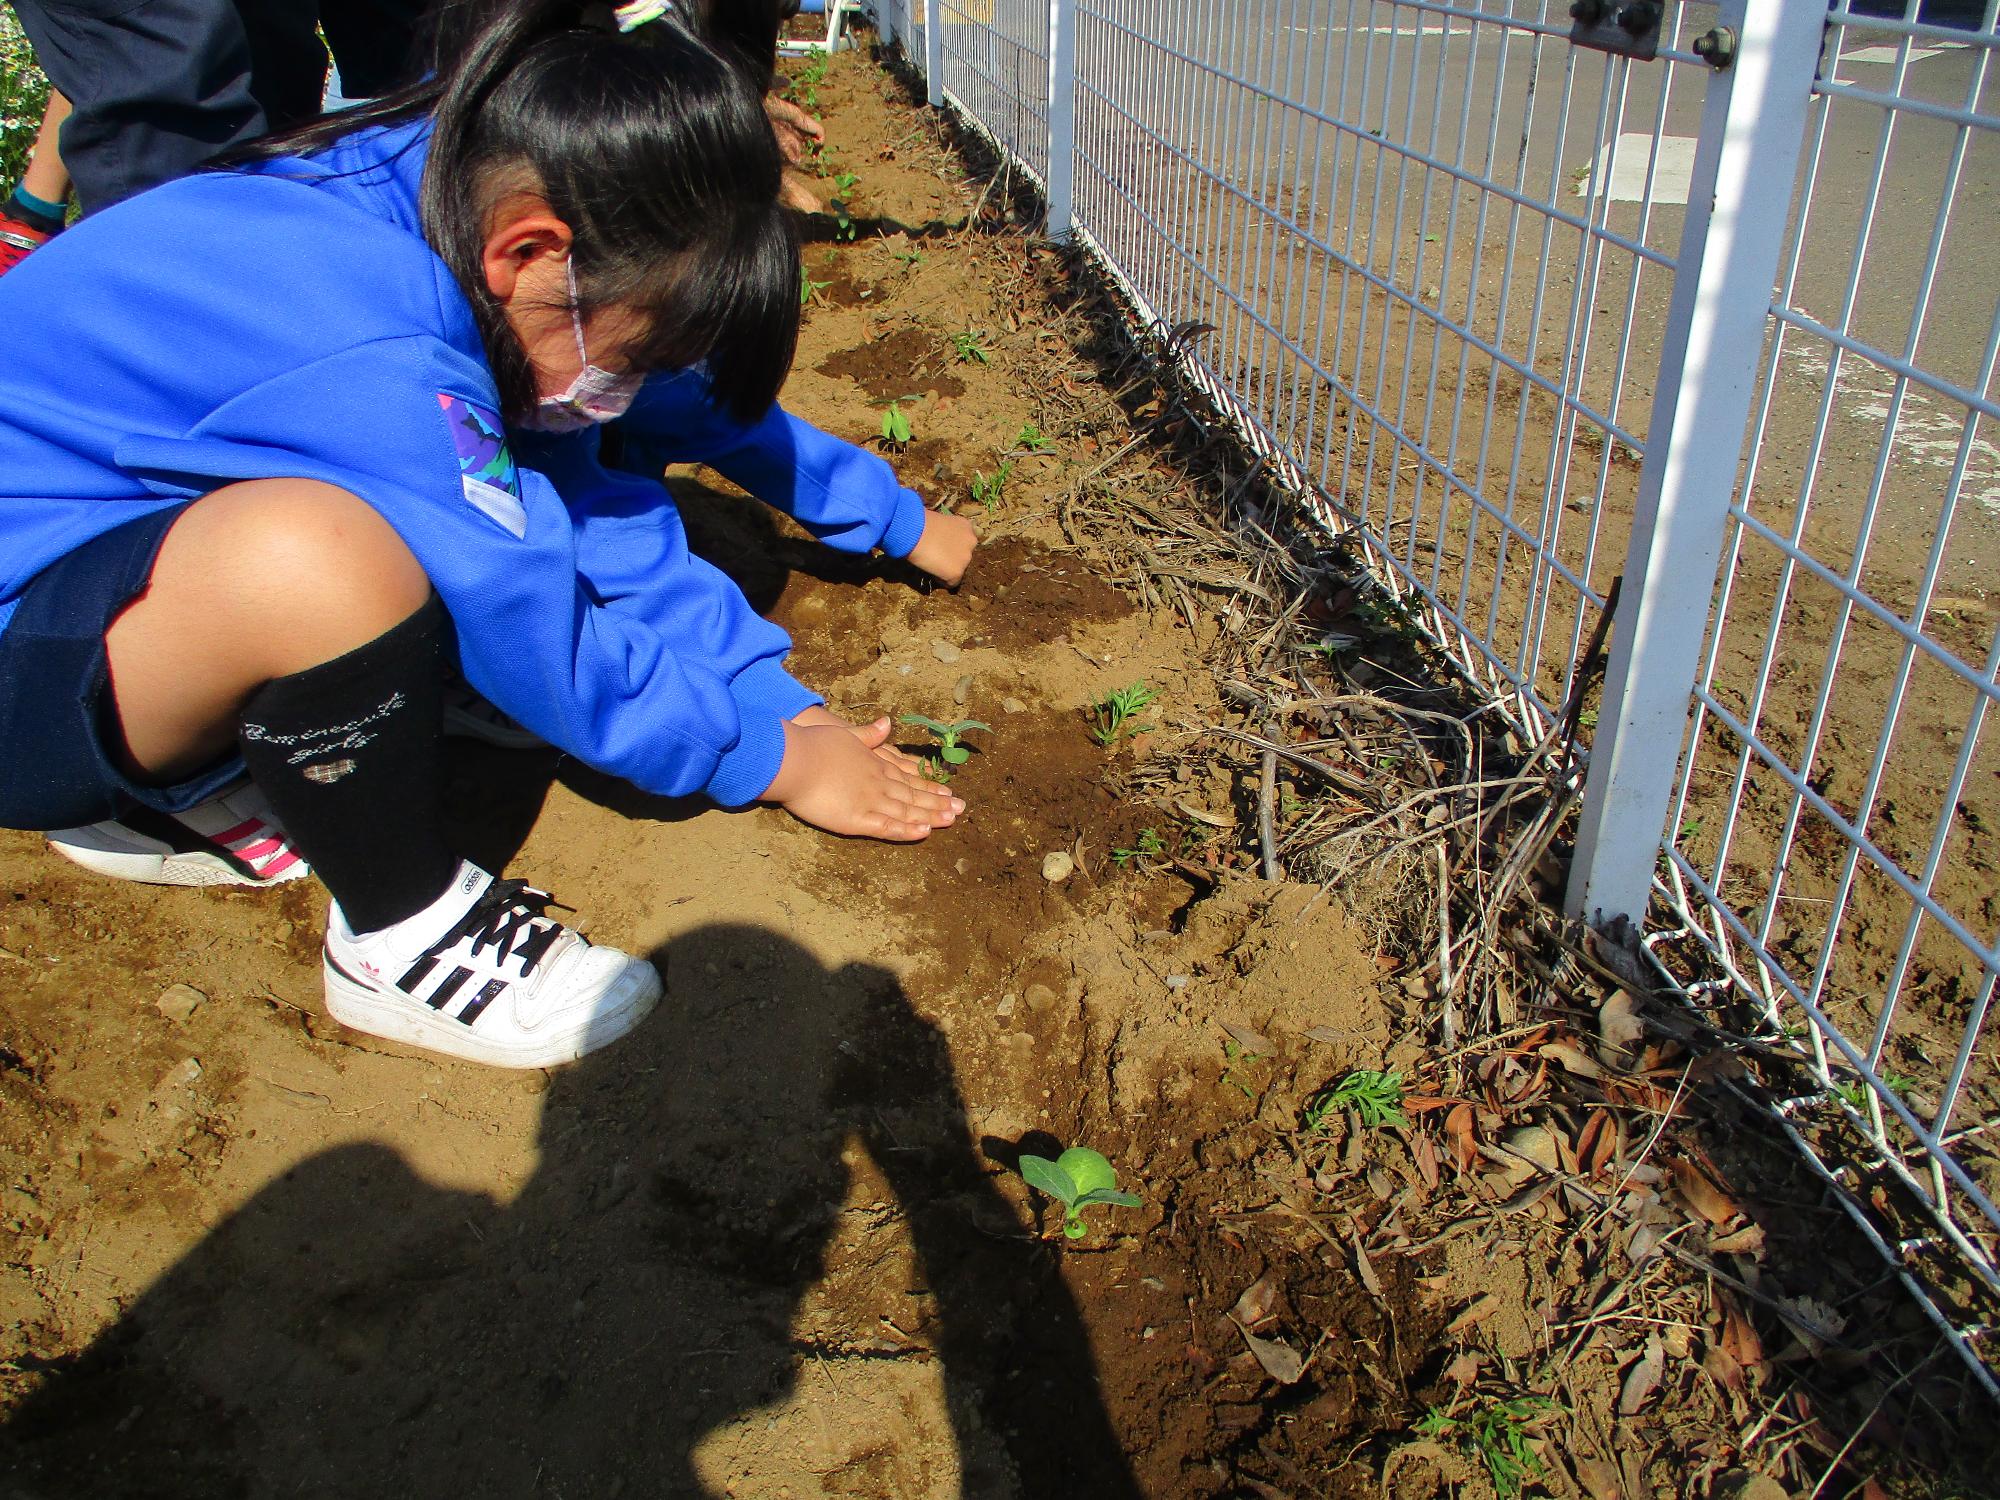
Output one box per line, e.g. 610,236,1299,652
456,978,508,1026
398,953,439,992
426,966,473,1011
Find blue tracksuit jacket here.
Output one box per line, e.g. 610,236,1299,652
0,118,928,806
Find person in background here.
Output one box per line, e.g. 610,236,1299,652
4,0,429,216
0,86,67,271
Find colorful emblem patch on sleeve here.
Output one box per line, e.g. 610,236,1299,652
438,393,527,538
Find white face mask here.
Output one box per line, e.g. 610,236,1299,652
520,258,645,433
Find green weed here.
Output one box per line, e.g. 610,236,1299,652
800,266,831,306
1304,1069,1406,1132
879,399,913,448
1013,422,1053,453
1415,1396,1556,1500
970,459,1015,514
949,328,992,364
1090,681,1159,746
1110,828,1167,868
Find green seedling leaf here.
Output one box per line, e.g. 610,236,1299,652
1056,1147,1120,1197
1019,1154,1078,1206
1072,1188,1143,1210
942,745,970,765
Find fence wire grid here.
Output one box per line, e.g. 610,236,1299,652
868,0,2000,1393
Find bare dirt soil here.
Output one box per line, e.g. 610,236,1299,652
2,39,1995,1500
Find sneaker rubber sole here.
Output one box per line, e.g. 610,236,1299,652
320,953,662,1069
47,822,309,888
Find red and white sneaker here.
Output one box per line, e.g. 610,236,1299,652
321,860,660,1068
46,779,309,887
0,212,51,275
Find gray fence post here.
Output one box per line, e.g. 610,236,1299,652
925,0,944,107
1566,0,1828,929
876,0,895,49
1045,0,1078,239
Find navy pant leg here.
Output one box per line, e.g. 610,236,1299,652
7,0,269,212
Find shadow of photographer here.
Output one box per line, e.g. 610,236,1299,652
0,925,1139,1498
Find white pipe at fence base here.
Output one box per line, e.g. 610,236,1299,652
1044,0,1077,239
1565,0,1828,931
925,0,944,107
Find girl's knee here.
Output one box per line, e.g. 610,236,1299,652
176,480,432,640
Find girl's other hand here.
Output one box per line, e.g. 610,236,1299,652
907,511,979,587
766,716,963,842
765,96,825,163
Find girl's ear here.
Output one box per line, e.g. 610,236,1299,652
480,198,574,305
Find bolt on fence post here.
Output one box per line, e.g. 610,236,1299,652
1566,0,1826,931
1044,0,1078,239
925,0,944,106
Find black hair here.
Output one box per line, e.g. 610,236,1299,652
226,0,799,423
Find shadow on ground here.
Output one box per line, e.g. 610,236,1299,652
0,925,1138,1498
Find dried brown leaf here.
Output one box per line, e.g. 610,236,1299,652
1443,1102,1479,1173
1702,1342,1746,1395
1542,1039,1606,1080
1444,1351,1481,1385
1350,1233,1384,1299
1575,1455,1623,1500
1708,1223,1767,1258
1597,988,1646,1071
1221,1020,1276,1057
1618,1335,1665,1416
1576,1110,1617,1178
1670,1159,1742,1225
1412,1130,1440,1189
1229,1319,1305,1384
1230,1274,1280,1329
1719,1300,1764,1371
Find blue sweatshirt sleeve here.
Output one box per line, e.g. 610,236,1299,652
617,369,931,559
109,337,804,806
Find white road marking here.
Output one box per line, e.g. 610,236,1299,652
1574,133,1696,206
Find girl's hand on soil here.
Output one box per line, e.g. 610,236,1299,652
907,511,979,587
790,704,925,776
765,96,825,161
766,717,963,842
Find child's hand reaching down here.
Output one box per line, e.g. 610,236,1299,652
907,511,979,587
767,709,964,842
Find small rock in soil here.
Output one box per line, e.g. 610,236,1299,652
1001,696,1026,713
1022,982,1058,1014
995,993,1017,1018
155,984,207,1022
932,640,962,663
953,673,973,705
1041,850,1074,882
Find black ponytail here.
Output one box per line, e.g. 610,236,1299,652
225,0,799,423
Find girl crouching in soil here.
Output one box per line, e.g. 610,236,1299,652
0,0,978,1068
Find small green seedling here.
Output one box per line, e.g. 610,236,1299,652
879,399,913,448
950,328,992,364
1832,1072,1915,1111
1110,827,1167,868
1220,1038,1265,1100
1090,680,1159,746
1415,1397,1555,1500
890,246,925,270
800,266,830,306
1013,422,1053,453
899,714,988,781
1303,1068,1405,1132
1018,1147,1141,1239
970,458,1015,514
828,171,861,241
787,46,829,110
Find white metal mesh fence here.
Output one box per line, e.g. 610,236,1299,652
865,0,2000,1388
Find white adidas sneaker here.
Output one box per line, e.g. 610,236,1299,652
321,860,660,1069
46,779,309,887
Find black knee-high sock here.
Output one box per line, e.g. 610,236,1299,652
236,597,459,934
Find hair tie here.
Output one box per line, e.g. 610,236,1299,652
614,0,671,31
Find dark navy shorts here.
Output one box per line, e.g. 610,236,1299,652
0,504,245,831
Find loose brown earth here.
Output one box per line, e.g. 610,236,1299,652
0,41,1989,1500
